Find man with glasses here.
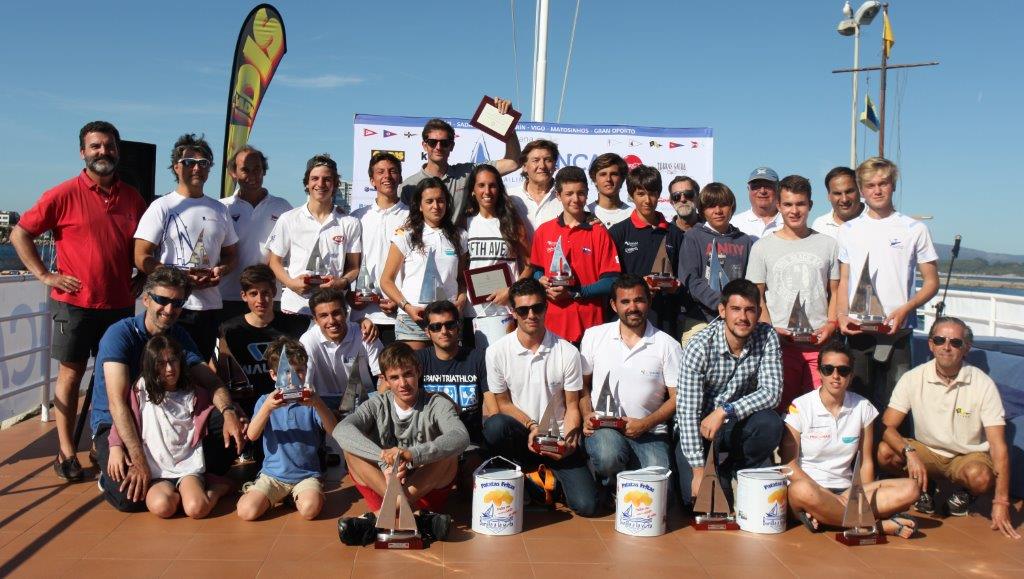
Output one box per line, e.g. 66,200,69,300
400,99,522,225
13,121,146,482
92,266,245,511
811,166,864,240
876,317,1018,538
675,279,783,507
731,166,783,239
483,278,599,516
135,133,239,360
667,176,702,232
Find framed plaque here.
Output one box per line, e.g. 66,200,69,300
470,96,521,142
464,263,514,305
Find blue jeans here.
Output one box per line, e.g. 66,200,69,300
673,408,783,505
585,429,672,486
482,414,600,516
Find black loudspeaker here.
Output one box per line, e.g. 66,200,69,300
118,140,157,206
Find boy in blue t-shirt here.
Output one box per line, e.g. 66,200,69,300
236,337,338,521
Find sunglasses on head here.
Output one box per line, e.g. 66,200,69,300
820,364,853,377
424,138,454,149
670,190,696,202
426,320,460,333
930,336,965,349
147,291,186,309
513,302,547,318
179,157,212,169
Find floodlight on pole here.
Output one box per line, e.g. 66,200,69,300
838,1,882,168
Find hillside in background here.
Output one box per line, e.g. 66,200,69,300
934,243,1024,276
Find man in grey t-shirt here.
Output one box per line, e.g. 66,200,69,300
399,98,522,226
746,175,839,410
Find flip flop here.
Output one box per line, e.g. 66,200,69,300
882,512,918,539
796,510,824,533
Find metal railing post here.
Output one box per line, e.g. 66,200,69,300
990,296,998,337
39,281,51,422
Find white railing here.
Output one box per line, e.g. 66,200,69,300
0,274,57,425
922,288,1024,341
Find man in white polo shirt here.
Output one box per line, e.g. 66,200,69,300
580,274,681,486
731,166,783,239
350,152,409,346
219,145,292,320
299,289,382,416
483,278,599,516
267,154,362,316
810,166,864,240
876,317,1018,539
509,139,562,235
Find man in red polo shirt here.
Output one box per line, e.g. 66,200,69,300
530,166,620,343
12,121,146,482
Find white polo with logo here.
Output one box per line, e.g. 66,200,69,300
220,192,293,300
784,389,878,490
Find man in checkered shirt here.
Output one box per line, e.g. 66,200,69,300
674,278,784,505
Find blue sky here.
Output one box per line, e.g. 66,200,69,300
1,1,1020,253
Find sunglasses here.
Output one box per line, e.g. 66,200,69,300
513,302,547,318
930,336,966,349
670,190,696,202
179,157,212,169
147,291,186,309
820,364,853,377
426,320,460,333
424,138,454,149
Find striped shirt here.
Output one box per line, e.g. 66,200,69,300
675,319,782,467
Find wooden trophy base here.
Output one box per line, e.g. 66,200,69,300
375,530,424,550
281,389,310,403
303,274,332,288
835,529,887,546
531,437,566,458
588,416,627,431
548,275,573,288
692,515,739,531
644,275,679,290
851,317,889,334
187,267,213,278
788,333,819,345
354,292,380,305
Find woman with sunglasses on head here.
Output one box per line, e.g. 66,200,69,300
464,164,531,347
781,341,920,539
381,178,468,350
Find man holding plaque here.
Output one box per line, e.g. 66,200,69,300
876,317,1019,539
609,165,685,336
747,175,839,411
351,152,410,346
399,99,522,226
530,166,621,345
675,279,784,506
811,166,864,240
483,278,600,516
13,121,145,481
837,157,939,410
134,133,239,360
580,274,681,486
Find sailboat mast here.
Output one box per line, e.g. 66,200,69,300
532,0,549,122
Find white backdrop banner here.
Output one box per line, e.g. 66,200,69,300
352,114,713,218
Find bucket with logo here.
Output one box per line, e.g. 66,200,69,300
615,466,671,537
735,466,792,534
471,456,524,536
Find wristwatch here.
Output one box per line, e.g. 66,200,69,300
221,404,239,416
399,299,410,310
902,444,916,456
721,403,737,420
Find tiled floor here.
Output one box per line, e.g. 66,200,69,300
0,415,1021,578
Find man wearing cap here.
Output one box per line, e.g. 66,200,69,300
731,167,783,239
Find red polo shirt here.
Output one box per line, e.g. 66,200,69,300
530,213,620,342
19,170,145,309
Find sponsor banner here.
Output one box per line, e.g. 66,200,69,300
352,114,713,218
220,4,287,197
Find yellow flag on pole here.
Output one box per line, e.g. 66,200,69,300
882,11,895,58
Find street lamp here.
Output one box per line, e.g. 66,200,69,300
837,0,881,168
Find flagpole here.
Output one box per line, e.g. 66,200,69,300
878,3,889,158
850,26,860,168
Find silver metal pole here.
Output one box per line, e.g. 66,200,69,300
533,0,549,122
850,25,860,168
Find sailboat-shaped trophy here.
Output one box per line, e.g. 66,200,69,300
183,229,213,277
275,349,308,403
645,238,679,290
302,237,333,289
530,396,567,458
374,462,423,549
786,292,818,344
708,239,731,293
835,451,887,546
353,262,380,305
850,255,889,333
418,248,447,303
587,374,627,431
692,446,739,530
548,236,574,287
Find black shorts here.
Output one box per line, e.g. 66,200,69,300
50,301,133,364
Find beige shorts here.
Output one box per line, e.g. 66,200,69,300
680,319,709,347
244,473,323,506
907,439,994,483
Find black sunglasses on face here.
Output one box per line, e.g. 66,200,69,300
930,336,965,349
820,364,853,377
670,190,696,202
424,138,454,149
426,320,460,333
513,302,547,318
147,291,186,309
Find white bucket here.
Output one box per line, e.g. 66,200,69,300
615,466,671,537
471,456,524,536
735,466,792,534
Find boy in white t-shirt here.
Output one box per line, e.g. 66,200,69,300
782,342,918,538
836,157,939,411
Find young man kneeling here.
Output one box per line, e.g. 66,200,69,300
335,342,469,545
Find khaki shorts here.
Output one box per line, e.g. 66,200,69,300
907,439,994,483
680,319,709,347
244,473,323,506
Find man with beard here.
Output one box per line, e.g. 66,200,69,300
13,121,146,481
811,166,865,239
667,176,701,232
674,279,783,506
580,275,681,489
731,167,783,239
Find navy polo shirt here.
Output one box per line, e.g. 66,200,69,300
90,313,203,433
608,210,686,314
